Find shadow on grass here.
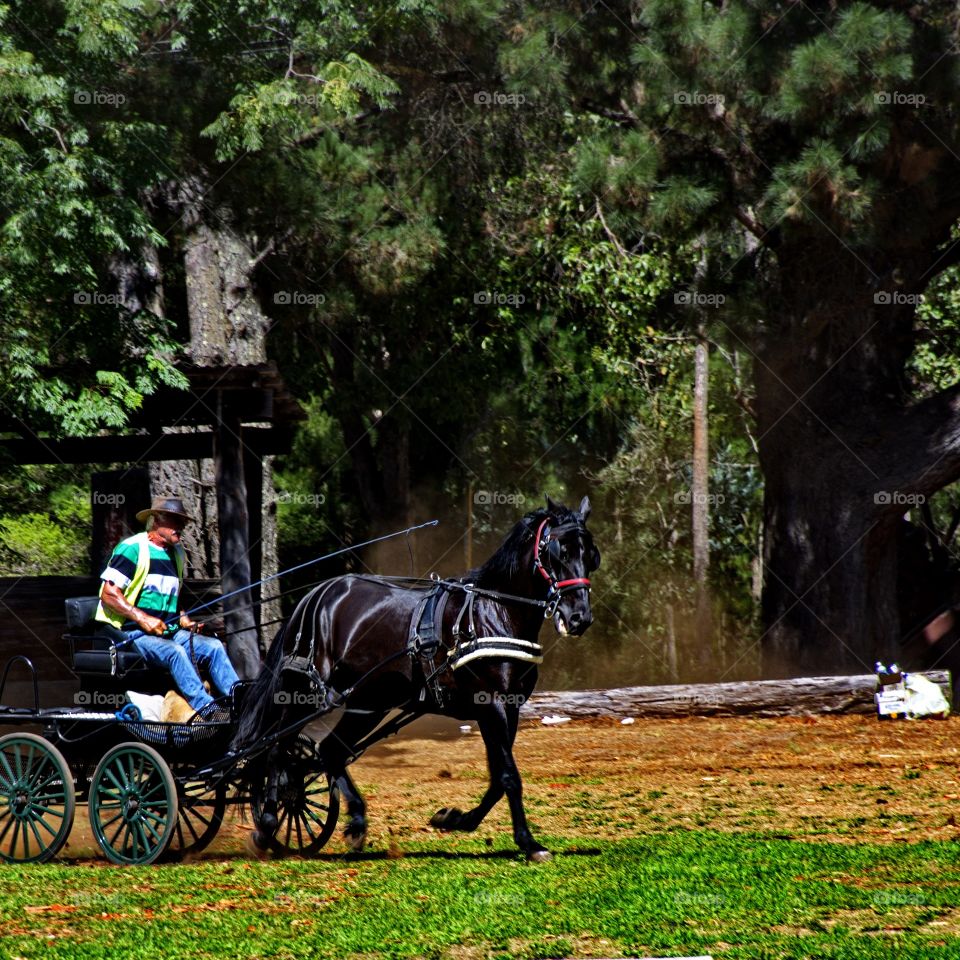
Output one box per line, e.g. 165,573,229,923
57,844,606,867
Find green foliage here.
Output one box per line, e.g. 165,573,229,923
0,0,184,435
0,474,90,575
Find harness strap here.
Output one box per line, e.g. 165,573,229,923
452,589,476,642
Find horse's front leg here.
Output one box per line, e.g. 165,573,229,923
432,704,550,861
333,768,368,852
318,707,387,852
251,747,282,850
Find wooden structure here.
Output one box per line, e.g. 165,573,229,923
0,362,304,692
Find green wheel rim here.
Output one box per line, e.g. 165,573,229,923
90,742,177,865
0,733,75,863
251,735,339,856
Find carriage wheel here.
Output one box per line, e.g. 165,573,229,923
250,736,340,856
163,777,228,861
89,742,178,865
0,733,75,863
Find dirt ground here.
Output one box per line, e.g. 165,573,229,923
60,713,960,860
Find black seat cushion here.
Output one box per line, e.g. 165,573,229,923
65,596,99,632
68,626,148,676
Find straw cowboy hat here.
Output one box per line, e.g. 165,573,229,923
135,496,194,525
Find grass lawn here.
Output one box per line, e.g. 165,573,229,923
5,715,960,959
2,832,960,959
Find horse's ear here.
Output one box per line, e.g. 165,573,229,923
545,494,561,514
578,496,591,522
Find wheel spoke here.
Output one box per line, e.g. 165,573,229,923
26,816,45,850
0,752,16,788
249,737,339,856
30,812,59,837
140,779,168,801
8,820,21,859
139,818,161,848
0,813,16,846
104,766,127,794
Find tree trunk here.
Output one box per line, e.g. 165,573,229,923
328,327,412,530
522,671,951,719
147,182,276,672
760,473,901,675
692,327,711,669
757,244,960,676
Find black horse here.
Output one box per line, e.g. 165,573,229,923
234,495,599,861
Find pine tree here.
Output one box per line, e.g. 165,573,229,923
572,0,960,672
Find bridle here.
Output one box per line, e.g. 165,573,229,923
532,517,592,619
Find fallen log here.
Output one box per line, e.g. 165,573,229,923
521,671,952,719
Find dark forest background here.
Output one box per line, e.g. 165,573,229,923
3,0,960,688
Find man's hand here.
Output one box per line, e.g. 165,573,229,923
139,613,167,636
102,582,167,636
179,612,200,632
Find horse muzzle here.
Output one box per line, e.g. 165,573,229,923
553,607,593,637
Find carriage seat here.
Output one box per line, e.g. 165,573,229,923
64,596,149,677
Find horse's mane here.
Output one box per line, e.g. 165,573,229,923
469,502,577,589
232,624,287,751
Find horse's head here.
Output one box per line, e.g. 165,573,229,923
534,495,601,637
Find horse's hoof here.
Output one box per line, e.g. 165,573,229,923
528,849,553,863
258,811,278,836
344,826,367,853
247,831,272,858
430,807,463,830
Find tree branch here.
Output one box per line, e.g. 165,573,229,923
594,198,629,258
878,382,960,499
921,235,960,284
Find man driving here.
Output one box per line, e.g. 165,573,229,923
95,495,239,713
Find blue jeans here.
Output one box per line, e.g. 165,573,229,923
130,629,240,711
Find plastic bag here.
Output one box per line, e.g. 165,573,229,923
904,674,951,718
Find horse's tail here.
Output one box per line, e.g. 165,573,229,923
231,624,287,752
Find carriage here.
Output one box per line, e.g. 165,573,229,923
0,643,340,865
0,498,599,866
